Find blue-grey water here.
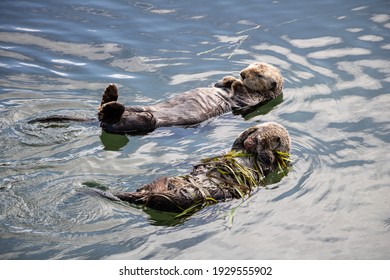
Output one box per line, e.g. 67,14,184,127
0,0,389,260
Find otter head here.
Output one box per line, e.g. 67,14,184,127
240,63,283,97
232,122,291,172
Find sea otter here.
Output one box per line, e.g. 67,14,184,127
97,122,291,212
98,62,283,134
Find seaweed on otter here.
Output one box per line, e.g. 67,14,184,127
93,122,292,221
177,149,292,217
200,151,264,197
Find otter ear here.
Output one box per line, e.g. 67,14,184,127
270,80,277,90
274,136,281,150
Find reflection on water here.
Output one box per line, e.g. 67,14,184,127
0,32,121,61
0,0,389,259
100,131,129,151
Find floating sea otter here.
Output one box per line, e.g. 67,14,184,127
97,122,291,212
98,62,283,133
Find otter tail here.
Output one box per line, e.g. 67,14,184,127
28,83,119,124
27,115,97,124
83,188,122,202
84,188,148,205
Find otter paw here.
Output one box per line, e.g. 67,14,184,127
98,101,125,124
214,76,239,88
101,84,119,106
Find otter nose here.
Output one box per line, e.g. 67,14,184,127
243,136,256,151
271,81,277,89
240,71,246,79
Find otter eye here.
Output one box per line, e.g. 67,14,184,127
259,138,267,147
271,137,281,150
257,74,264,78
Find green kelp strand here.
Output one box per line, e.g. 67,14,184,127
205,197,218,203
232,185,246,198
174,197,218,218
202,150,268,199
216,168,229,175
254,160,265,179
275,150,292,175
277,160,286,176
233,161,257,188
201,150,252,164
276,151,291,157
223,164,243,185
174,201,203,218
276,151,292,163
226,200,245,228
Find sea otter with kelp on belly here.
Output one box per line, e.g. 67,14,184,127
95,122,291,212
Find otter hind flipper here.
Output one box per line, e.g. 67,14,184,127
100,83,119,106
98,101,126,125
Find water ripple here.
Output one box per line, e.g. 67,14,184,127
271,127,326,202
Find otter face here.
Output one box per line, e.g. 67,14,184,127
240,63,283,94
235,122,291,167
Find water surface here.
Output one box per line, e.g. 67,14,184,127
0,0,389,259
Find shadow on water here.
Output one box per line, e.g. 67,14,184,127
99,131,129,151
243,93,284,120
144,208,194,227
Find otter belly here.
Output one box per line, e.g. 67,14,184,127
149,87,233,127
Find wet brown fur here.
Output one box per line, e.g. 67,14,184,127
98,62,283,133
104,122,291,212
